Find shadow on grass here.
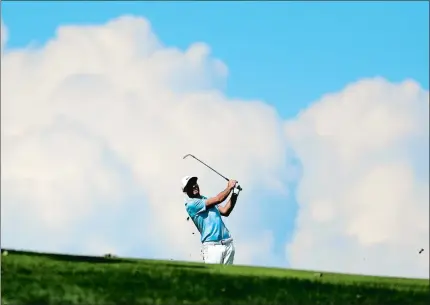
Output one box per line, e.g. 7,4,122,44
2,249,126,264
40,253,126,264
2,249,208,269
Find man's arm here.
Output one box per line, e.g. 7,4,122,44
218,192,238,217
204,180,237,208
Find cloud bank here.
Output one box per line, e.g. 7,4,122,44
285,78,429,278
1,16,291,266
1,15,428,278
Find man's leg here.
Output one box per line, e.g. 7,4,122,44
202,244,224,264
222,241,235,265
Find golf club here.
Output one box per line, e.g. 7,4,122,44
183,154,243,191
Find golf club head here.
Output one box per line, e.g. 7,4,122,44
183,154,195,159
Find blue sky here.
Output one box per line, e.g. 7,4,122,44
1,1,429,275
2,1,428,119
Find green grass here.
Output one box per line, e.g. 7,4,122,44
1,249,429,305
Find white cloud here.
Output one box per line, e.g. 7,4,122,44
1,16,291,263
285,78,429,278
1,19,7,52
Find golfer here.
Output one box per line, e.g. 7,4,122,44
182,175,240,265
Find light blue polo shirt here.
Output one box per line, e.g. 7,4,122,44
185,195,231,243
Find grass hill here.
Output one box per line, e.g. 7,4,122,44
1,248,429,305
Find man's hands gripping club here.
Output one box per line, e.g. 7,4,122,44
228,179,238,190
204,179,239,211
218,180,241,216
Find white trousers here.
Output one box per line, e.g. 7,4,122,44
201,239,235,265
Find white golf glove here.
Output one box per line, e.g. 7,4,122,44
233,184,241,195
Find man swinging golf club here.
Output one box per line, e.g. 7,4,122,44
182,175,240,265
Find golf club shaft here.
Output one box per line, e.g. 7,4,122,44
193,156,229,181
184,154,242,191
